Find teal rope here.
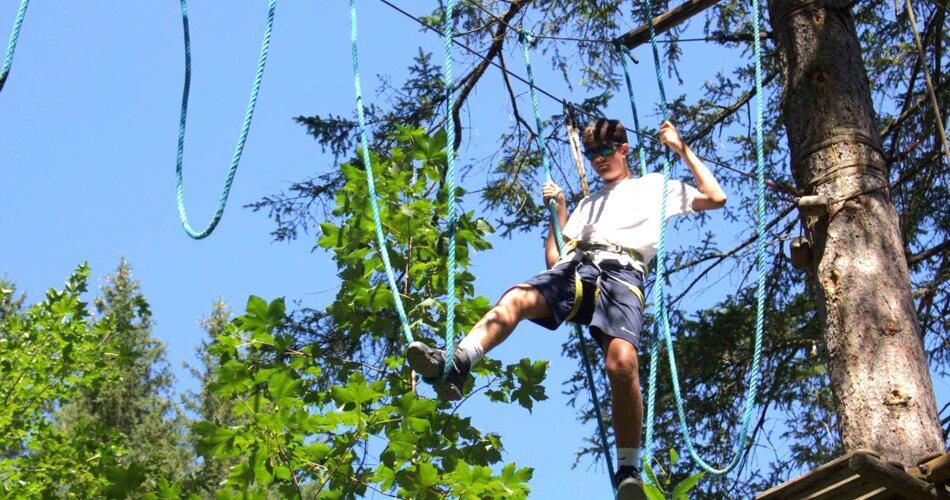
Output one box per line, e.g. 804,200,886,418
616,44,649,178
616,41,662,462
441,0,458,381
175,0,275,240
616,42,664,465
349,0,414,345
639,0,766,475
0,0,29,93
520,30,617,491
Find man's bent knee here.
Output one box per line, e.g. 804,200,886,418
497,285,551,321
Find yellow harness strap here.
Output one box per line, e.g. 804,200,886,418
563,261,644,324
564,270,584,322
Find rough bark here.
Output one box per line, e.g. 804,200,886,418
769,0,945,464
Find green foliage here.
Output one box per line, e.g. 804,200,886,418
196,295,534,498
642,450,706,500
196,131,543,497
0,262,190,497
58,259,192,492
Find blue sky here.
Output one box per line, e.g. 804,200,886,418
4,2,947,498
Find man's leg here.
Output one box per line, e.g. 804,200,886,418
602,336,643,450
602,335,646,500
407,285,552,399
465,284,553,352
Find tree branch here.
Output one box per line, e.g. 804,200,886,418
908,239,950,266
669,207,798,309
685,71,779,146
451,0,530,150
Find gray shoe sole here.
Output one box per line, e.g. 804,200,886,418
406,342,463,401
406,342,444,379
616,478,647,500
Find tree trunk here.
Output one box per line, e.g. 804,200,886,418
769,0,945,464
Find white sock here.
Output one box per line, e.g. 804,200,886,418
458,337,485,366
617,447,639,468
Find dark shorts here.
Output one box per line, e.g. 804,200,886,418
520,258,645,349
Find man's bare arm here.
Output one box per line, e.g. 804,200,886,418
659,121,727,211
542,182,568,268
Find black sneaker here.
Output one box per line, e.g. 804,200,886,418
614,465,647,500
406,341,471,400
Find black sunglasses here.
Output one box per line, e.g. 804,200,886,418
583,143,623,161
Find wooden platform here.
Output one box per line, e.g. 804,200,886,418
756,449,937,500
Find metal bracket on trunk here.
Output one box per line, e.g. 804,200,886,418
790,237,813,271
798,195,829,217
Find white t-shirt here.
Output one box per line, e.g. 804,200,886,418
561,172,700,271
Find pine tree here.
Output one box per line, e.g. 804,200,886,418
0,277,26,321
57,258,191,490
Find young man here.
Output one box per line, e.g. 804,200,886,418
407,119,727,499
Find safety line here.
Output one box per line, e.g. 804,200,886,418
441,0,459,381
349,0,414,345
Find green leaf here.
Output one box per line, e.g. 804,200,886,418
643,482,666,500
500,462,533,486
373,464,397,491
642,461,663,494
273,465,292,481
670,448,679,466
267,297,286,322
299,442,331,462
415,462,439,488
267,371,301,402
245,295,268,320
671,472,706,500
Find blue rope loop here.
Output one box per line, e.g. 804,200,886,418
638,0,767,476
0,0,30,93
520,28,616,491
349,0,414,345
175,0,275,240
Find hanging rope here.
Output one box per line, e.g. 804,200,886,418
616,44,649,179
440,0,459,382
616,41,663,464
903,0,950,169
563,104,590,197
520,30,617,491
638,0,766,475
349,0,460,373
175,0,275,240
349,0,414,345
0,0,30,93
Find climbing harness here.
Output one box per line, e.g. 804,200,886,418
349,0,459,381
175,0,275,239
558,241,648,324
0,0,29,93
636,0,767,476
